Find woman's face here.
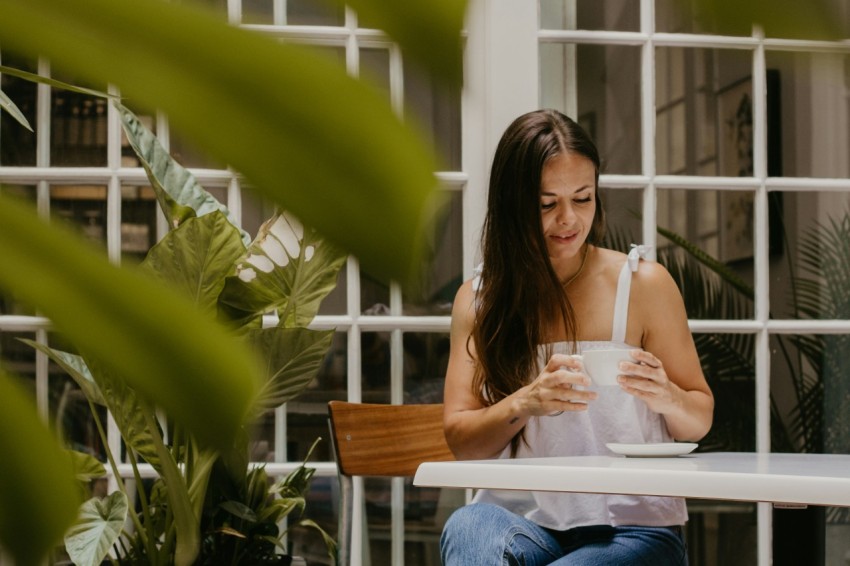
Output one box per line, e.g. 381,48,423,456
539,151,597,272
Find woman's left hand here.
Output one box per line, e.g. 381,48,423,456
617,349,682,414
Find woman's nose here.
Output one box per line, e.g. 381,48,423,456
557,204,575,225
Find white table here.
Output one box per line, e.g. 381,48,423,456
414,452,850,507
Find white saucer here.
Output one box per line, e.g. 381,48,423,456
606,442,698,457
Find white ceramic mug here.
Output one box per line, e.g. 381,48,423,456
573,348,638,387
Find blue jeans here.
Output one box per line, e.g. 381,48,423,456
441,503,688,566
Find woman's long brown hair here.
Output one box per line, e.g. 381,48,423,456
471,109,606,455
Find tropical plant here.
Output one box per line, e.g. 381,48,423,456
22,102,346,566
0,1,466,563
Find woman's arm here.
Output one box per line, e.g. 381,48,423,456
442,280,595,459
620,262,714,441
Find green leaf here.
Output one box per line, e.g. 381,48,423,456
142,212,247,314
220,500,258,523
219,212,347,327
0,64,115,99
0,0,449,287
117,103,251,246
85,357,163,471
248,327,335,413
0,371,80,566
67,450,107,482
0,193,260,452
64,491,128,566
19,339,106,406
0,87,32,131
326,0,465,85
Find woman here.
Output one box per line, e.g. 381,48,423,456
441,109,714,565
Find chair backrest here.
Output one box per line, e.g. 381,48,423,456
327,401,455,566
328,401,455,477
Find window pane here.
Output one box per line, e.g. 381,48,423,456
361,274,389,316
540,0,639,31
657,188,754,320
362,331,390,399
404,60,462,171
0,53,37,166
403,190,462,316
770,332,850,454
120,185,158,264
769,191,850,320
694,332,756,451
766,51,850,178
597,187,642,253
655,0,751,35
403,332,449,404
287,0,345,26
540,43,642,174
656,47,752,176
51,184,108,249
51,90,108,167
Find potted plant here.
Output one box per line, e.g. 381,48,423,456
23,103,345,565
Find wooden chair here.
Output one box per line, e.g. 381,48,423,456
327,401,455,566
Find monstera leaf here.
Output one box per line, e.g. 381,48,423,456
219,212,347,328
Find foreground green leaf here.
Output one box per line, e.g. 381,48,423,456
686,0,848,38
64,491,128,566
0,193,260,451
0,0,449,287
329,0,465,85
0,370,80,566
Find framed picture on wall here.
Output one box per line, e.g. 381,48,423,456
716,70,783,264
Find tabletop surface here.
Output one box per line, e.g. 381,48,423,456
413,452,850,507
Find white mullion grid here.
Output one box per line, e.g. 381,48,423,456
227,0,241,25
274,0,285,26
33,58,51,422
640,0,658,257
751,26,772,566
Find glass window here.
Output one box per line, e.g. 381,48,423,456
120,184,158,265
0,52,37,166
403,332,449,403
656,47,753,176
654,0,752,35
403,190,462,316
51,89,108,167
765,51,850,179
50,184,108,248
540,0,639,31
540,43,642,174
404,58,462,171
769,191,850,320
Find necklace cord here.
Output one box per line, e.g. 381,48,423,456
563,243,589,287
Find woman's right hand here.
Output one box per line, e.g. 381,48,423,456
517,354,597,416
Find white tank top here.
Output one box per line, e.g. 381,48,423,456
471,248,688,529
